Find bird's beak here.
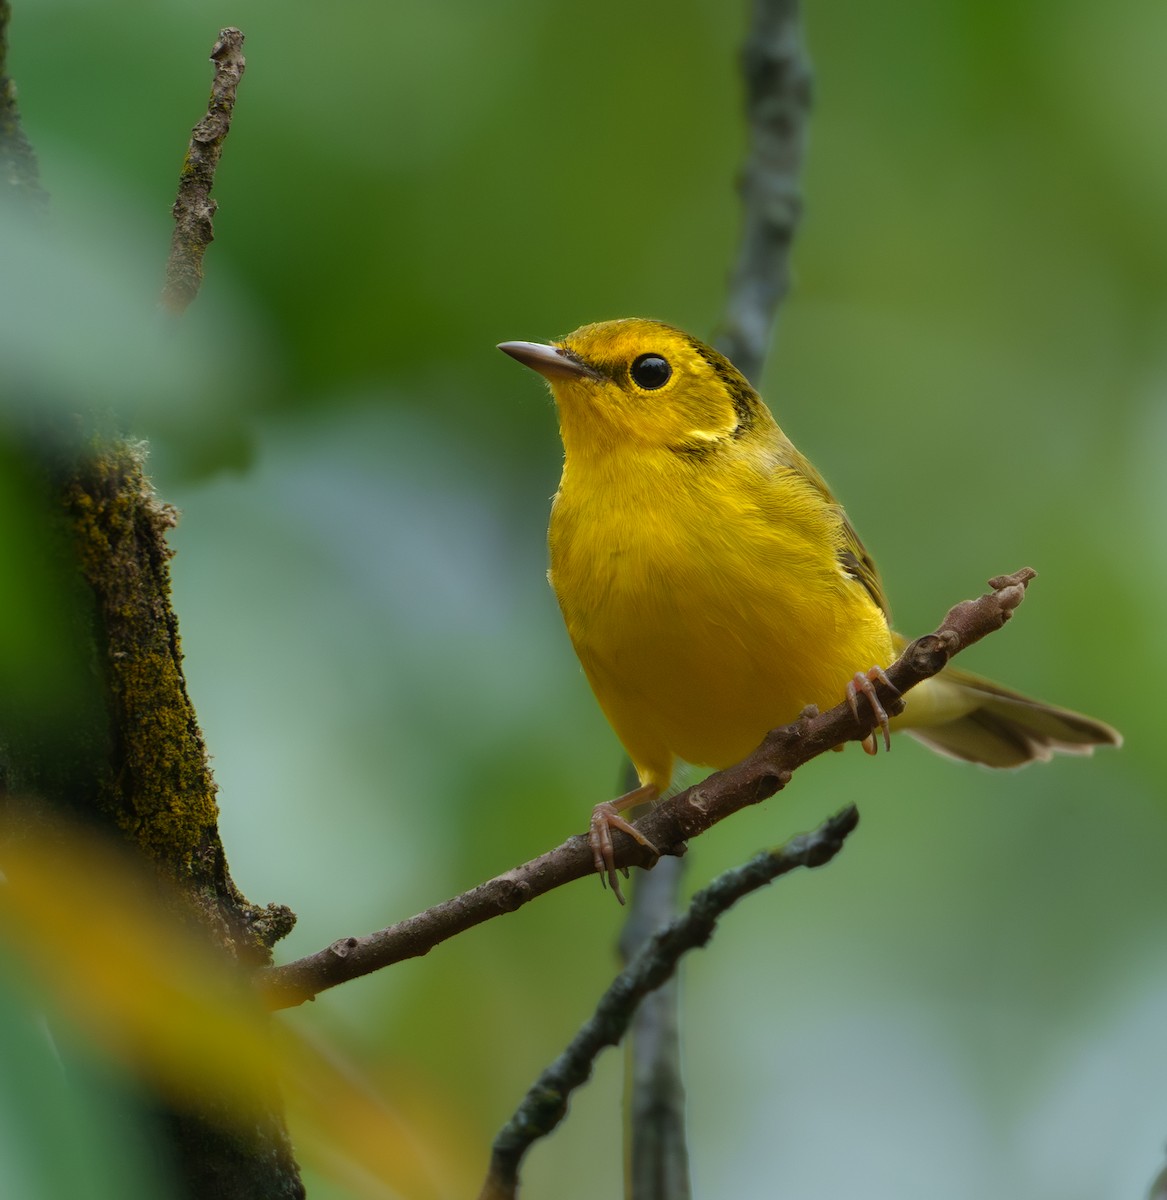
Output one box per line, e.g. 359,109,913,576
498,340,600,381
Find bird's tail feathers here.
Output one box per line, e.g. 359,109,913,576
900,665,1121,769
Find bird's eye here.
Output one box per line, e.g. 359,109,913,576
630,353,671,391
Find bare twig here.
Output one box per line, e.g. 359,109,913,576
0,0,47,208
715,0,812,381
161,27,246,314
259,569,1036,1011
476,804,859,1200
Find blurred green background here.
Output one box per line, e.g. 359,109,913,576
2,0,1164,1196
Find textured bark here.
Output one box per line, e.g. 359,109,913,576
162,28,246,315
3,437,302,1199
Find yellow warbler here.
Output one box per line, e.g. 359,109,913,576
500,319,1120,901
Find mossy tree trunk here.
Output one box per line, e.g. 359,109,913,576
3,437,303,1198
3,6,303,1192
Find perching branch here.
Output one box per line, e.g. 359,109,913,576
715,0,812,381
476,804,859,1200
259,568,1037,1011
161,27,246,314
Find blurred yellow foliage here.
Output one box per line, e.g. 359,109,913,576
0,827,478,1199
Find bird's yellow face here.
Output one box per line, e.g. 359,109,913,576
501,318,766,460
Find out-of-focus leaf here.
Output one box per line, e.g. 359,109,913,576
0,955,171,1200
0,199,270,480
0,827,478,1199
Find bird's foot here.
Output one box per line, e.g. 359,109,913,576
846,666,898,754
590,788,659,905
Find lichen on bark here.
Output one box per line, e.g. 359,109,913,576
53,435,294,960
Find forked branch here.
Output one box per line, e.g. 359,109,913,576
476,804,859,1200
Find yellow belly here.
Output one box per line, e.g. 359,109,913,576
550,477,894,792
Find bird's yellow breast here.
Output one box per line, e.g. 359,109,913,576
549,447,894,792
502,318,1119,813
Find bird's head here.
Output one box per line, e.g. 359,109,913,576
500,318,768,461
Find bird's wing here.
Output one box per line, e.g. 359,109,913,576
836,521,890,620
787,445,891,621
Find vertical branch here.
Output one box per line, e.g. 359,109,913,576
715,0,812,384
621,862,692,1200
621,4,813,1197
161,27,246,314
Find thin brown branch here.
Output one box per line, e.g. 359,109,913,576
476,804,859,1200
161,27,246,315
259,568,1036,1011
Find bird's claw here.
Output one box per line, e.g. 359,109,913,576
846,666,897,754
589,801,659,905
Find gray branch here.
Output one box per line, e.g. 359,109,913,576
715,0,812,384
476,805,859,1200
623,7,815,1192
621,858,692,1200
